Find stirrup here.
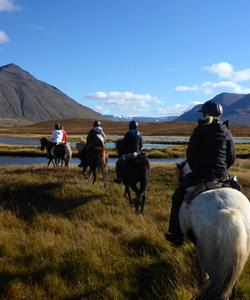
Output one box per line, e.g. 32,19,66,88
113,178,122,184
164,232,183,246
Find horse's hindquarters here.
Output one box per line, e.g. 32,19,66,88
179,188,250,299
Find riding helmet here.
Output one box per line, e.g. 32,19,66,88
54,123,60,130
93,120,101,127
129,120,138,130
198,100,223,117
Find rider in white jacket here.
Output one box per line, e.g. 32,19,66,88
51,123,63,144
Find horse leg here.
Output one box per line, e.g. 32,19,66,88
229,285,236,300
196,243,209,286
130,185,140,213
138,173,148,213
101,164,108,189
124,186,133,205
140,192,146,214
47,158,52,168
92,168,96,184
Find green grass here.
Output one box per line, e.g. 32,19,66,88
2,142,250,159
0,162,249,299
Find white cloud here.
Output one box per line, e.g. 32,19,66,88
0,0,20,12
204,61,250,82
176,80,250,95
203,62,234,78
87,91,163,114
94,105,110,115
176,61,250,96
175,84,199,92
156,101,202,116
0,30,10,43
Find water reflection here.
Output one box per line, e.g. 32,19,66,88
0,156,184,166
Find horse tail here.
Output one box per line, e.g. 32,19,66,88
64,143,72,170
195,208,249,300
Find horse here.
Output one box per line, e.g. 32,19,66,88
177,160,250,300
40,137,72,170
115,139,150,214
76,140,108,188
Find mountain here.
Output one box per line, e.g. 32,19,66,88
175,92,250,124
104,115,177,122
0,63,104,123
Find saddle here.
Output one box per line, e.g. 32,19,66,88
121,152,147,164
50,143,66,158
184,176,241,204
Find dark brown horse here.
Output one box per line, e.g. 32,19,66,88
115,139,150,213
76,141,108,188
40,137,72,170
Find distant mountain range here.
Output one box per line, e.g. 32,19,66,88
0,63,104,123
1,64,250,125
104,115,177,122
176,92,250,124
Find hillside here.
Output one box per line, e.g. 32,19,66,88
0,64,104,123
175,92,250,124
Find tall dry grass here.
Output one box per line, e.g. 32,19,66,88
0,162,249,299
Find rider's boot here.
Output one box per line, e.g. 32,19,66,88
165,185,185,246
113,159,122,184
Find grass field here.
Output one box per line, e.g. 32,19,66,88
1,118,250,137
0,161,249,299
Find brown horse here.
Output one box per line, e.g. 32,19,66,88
40,137,72,170
76,141,108,188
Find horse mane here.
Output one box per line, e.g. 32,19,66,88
177,160,191,183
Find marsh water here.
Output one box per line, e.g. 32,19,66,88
0,156,184,166
0,135,249,167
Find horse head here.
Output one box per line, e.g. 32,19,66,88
76,140,86,157
115,139,125,158
40,137,49,151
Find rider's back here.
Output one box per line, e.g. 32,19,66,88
123,130,143,154
187,119,235,182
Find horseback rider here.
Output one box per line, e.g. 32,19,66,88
165,100,236,246
114,120,143,183
78,120,106,167
48,123,63,158
60,124,68,143
51,123,63,144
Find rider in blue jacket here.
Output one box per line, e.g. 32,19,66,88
165,100,236,246
114,120,143,183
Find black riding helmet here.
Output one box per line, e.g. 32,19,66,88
198,100,223,117
129,120,138,130
54,123,60,130
93,120,101,127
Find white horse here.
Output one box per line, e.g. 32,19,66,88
178,161,250,300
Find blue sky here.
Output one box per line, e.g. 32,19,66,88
1,0,250,117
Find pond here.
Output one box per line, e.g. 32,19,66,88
0,156,184,166
0,136,173,149
0,136,249,148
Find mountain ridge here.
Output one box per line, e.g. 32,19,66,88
0,63,104,123
175,92,250,124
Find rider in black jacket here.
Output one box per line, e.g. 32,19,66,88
78,120,106,167
114,120,143,183
165,100,236,245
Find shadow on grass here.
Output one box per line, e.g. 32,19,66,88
130,260,178,300
0,182,101,220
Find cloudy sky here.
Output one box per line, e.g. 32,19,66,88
1,0,250,117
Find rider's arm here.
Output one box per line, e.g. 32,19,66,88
139,136,143,150
186,127,200,170
226,130,236,168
